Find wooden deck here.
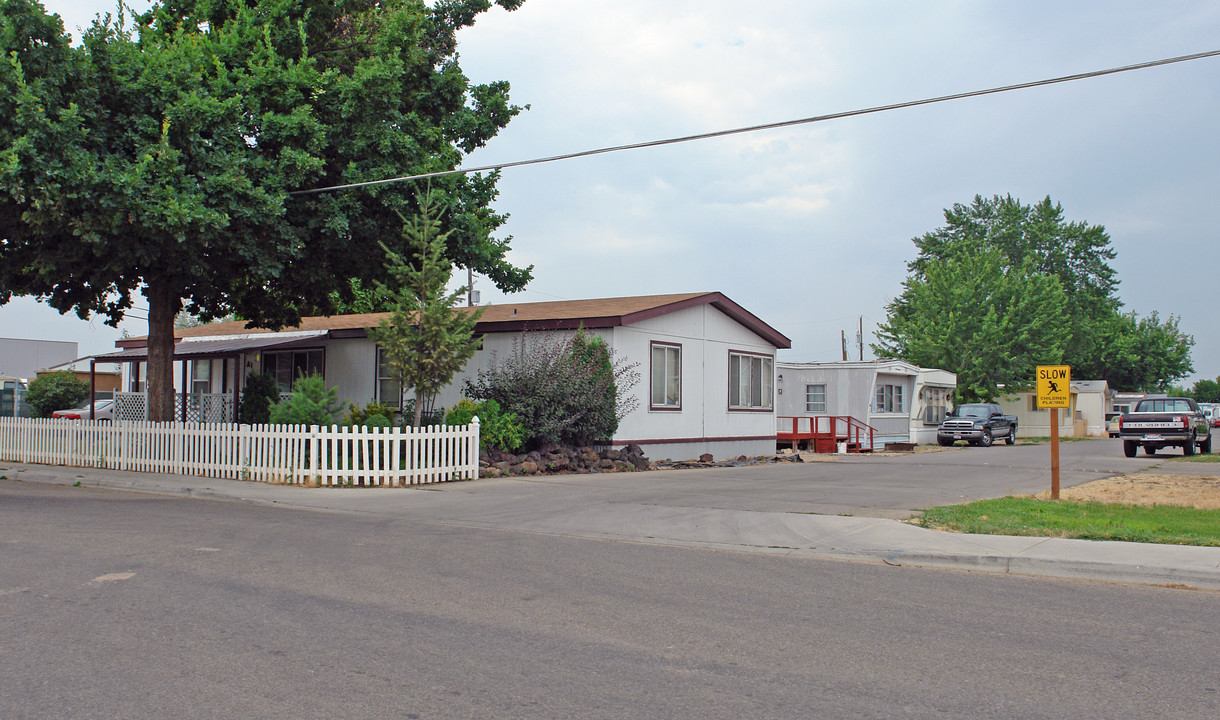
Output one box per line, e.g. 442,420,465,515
776,416,877,453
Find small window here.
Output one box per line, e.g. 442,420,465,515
376,346,403,410
191,359,212,396
805,384,826,413
650,343,681,410
875,383,905,413
729,352,773,410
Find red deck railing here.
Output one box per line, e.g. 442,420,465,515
776,416,876,453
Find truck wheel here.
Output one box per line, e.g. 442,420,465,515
1005,427,1016,445
1183,435,1196,456
978,429,993,447
938,437,954,447
1201,434,1212,454
1124,441,1137,458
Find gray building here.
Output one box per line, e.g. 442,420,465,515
0,338,79,381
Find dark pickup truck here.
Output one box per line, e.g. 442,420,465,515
1118,397,1212,457
937,403,1018,447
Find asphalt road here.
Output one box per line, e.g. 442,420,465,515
3,476,1218,720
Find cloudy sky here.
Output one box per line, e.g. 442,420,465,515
6,0,1220,386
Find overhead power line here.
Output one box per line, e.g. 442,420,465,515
290,48,1220,197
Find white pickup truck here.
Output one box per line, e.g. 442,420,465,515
1118,397,1212,457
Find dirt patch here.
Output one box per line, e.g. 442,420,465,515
1034,474,1220,509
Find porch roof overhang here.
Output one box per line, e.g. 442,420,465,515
93,332,328,363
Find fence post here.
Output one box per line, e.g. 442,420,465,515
470,416,481,480
239,424,250,481
309,425,319,486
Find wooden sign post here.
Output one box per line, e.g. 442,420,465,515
1036,365,1071,500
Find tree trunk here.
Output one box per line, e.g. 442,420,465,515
413,386,424,428
145,282,182,422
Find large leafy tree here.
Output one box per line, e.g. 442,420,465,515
1191,377,1220,404
875,194,1193,399
1092,311,1194,392
874,247,1071,401
904,195,1118,374
1,0,531,420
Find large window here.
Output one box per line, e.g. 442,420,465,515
805,384,827,413
650,342,682,410
728,352,773,410
376,346,403,409
263,349,324,392
875,383,905,413
923,386,949,424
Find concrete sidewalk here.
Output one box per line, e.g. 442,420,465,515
4,460,1219,591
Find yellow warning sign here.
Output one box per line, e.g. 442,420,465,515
1036,365,1070,409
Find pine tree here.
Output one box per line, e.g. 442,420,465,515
369,193,485,427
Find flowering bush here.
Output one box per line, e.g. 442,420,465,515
464,329,640,449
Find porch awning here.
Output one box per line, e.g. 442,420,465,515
92,332,328,362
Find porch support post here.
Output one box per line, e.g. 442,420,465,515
180,359,188,423
232,355,241,423
90,359,96,412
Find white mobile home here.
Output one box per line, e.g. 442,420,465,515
776,359,956,449
97,292,791,461
996,380,1110,438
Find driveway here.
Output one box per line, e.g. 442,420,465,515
463,437,1158,520
203,436,1156,526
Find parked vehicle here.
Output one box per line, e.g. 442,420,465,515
937,403,1018,447
1202,403,1220,428
51,399,115,422
1118,397,1211,457
1106,412,1122,438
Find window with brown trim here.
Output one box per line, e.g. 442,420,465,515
728,351,773,410
263,349,324,393
376,346,403,410
650,342,681,410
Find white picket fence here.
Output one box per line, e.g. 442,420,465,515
0,417,480,487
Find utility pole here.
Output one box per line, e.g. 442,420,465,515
841,330,848,361
858,316,864,361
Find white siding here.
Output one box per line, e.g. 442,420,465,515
607,304,777,455
776,364,876,418
326,338,378,407
129,301,784,461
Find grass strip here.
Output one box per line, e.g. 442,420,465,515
917,497,1220,547
1172,454,1220,464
